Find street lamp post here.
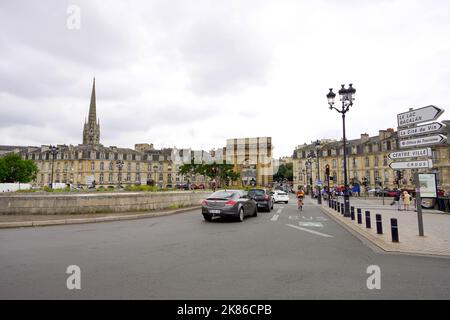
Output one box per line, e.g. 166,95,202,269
314,140,322,205
49,145,58,189
306,151,315,198
327,84,356,217
116,160,124,188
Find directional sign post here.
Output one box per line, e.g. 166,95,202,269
398,122,445,138
397,105,444,128
399,134,447,149
389,159,433,170
388,148,432,160
395,105,446,237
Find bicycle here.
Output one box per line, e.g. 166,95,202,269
297,197,304,211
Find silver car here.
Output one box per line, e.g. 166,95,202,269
201,190,258,222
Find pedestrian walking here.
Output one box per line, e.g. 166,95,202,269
403,190,411,211
391,189,402,210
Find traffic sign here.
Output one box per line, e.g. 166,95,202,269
397,105,444,128
389,159,433,170
399,134,447,149
387,148,432,160
398,122,445,138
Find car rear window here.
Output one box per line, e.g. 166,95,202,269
208,191,236,199
248,190,265,197
278,192,287,195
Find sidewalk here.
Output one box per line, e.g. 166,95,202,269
0,206,200,229
315,196,450,257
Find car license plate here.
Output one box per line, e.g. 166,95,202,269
210,210,221,214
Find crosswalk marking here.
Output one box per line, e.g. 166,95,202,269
270,215,279,221
285,224,334,238
298,222,323,228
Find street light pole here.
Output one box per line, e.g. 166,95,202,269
49,145,58,189
116,160,124,189
314,140,322,204
327,84,356,217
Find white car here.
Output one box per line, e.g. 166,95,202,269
272,191,289,204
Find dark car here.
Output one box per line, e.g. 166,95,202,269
247,188,274,212
202,190,257,222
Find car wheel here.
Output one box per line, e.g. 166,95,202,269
238,207,244,222
252,206,258,217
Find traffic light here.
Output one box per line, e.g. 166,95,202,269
325,165,330,176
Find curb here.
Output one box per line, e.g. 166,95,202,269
0,206,201,229
317,202,450,258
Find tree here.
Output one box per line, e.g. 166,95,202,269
274,163,293,182
0,153,38,183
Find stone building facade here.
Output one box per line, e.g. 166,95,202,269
293,125,450,193
8,79,189,188
225,137,273,187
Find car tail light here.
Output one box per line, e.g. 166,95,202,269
225,200,236,206
201,200,208,206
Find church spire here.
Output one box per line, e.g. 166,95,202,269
83,78,101,145
88,77,96,125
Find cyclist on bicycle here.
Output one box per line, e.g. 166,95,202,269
296,187,305,210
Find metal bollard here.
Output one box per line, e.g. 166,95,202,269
357,208,362,224
391,218,399,242
350,206,355,221
337,202,340,213
341,203,345,215
365,211,371,228
376,214,383,234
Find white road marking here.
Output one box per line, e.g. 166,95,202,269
270,215,279,221
298,222,324,228
288,216,298,220
302,216,314,221
316,217,328,221
286,224,334,238
276,209,282,214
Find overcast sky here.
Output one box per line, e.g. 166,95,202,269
1,0,449,158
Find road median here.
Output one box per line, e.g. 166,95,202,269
0,206,200,229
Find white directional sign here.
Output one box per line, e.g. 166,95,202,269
397,105,444,128
398,122,445,138
389,159,433,170
399,134,447,149
388,148,432,160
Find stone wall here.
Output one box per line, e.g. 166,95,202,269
0,191,210,215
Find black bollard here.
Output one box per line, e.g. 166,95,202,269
365,211,371,228
341,203,345,215
357,208,362,224
350,206,355,221
376,214,383,234
337,202,340,213
391,218,399,242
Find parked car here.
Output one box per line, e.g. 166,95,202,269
247,188,274,212
201,189,257,222
272,190,289,204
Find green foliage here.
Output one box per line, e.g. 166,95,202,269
0,153,38,183
274,163,293,181
178,162,240,187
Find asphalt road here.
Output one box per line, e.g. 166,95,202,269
1,195,449,299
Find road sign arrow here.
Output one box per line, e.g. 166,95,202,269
388,148,432,160
397,105,444,128
389,159,433,170
399,134,447,149
398,122,445,138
